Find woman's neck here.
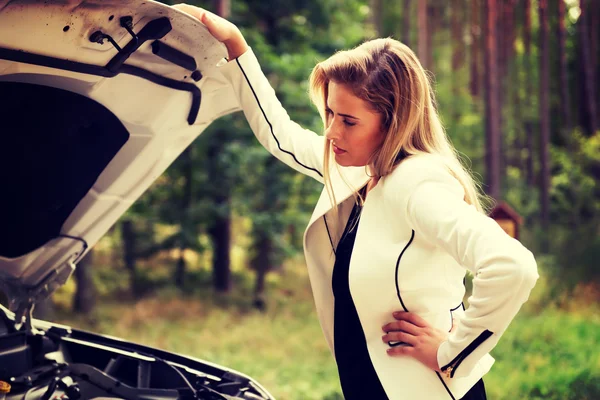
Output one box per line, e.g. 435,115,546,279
365,176,379,197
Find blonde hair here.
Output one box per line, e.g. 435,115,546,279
309,37,490,216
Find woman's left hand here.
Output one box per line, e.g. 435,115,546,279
381,311,453,372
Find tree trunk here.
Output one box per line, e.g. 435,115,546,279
371,0,384,36
207,1,233,293
175,254,186,290
593,1,600,118
427,1,437,71
121,219,139,298
524,0,535,186
214,0,230,18
539,0,551,251
175,147,193,289
512,0,523,171
249,157,283,309
497,0,513,190
579,0,599,134
207,130,231,293
507,0,517,63
209,213,231,292
418,0,429,70
557,0,571,134
470,0,481,98
526,122,535,186
251,230,272,311
451,0,463,72
73,249,96,314
588,0,599,121
403,0,412,47
451,0,463,120
484,0,501,199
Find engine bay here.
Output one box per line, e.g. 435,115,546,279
0,309,271,400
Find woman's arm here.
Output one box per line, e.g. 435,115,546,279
173,4,326,182
387,155,539,378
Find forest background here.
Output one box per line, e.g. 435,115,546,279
15,0,600,399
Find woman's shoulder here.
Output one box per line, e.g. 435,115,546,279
388,152,453,182
381,153,463,202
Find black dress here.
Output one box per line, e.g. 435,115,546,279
331,197,487,400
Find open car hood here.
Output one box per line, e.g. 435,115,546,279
0,0,241,326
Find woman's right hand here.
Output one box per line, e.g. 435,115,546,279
171,3,249,61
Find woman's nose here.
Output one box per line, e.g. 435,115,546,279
325,120,341,141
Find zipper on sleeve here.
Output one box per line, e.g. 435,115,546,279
441,329,493,378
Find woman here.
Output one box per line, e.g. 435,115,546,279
173,4,539,400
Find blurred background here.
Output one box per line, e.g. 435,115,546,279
26,0,600,399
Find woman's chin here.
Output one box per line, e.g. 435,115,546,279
334,153,352,165
334,155,350,167
334,154,366,168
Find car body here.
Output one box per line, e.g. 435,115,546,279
0,1,275,398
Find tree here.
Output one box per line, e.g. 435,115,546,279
73,249,96,314
175,147,194,289
451,0,464,74
578,0,598,134
539,0,551,250
484,0,501,199
121,219,140,297
470,0,481,98
206,129,233,292
371,0,383,36
450,0,465,120
588,0,599,125
557,0,571,134
248,157,284,310
208,0,234,292
511,0,524,171
418,0,430,70
524,0,535,186
403,0,412,47
214,0,230,17
498,0,516,180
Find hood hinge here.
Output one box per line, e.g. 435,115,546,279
9,259,77,334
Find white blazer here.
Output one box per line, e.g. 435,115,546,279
217,48,539,400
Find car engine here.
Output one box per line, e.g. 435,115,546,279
0,309,272,400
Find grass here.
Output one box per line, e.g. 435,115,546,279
51,255,600,400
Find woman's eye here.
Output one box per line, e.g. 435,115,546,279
326,109,355,126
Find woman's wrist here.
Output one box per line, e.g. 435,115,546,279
224,33,249,61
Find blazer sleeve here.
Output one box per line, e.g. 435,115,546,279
389,155,539,379
217,48,325,183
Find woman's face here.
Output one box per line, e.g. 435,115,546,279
324,81,385,167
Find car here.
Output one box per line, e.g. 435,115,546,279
0,1,275,399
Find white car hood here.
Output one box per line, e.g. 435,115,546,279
0,0,240,319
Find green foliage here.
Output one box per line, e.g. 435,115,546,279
485,307,600,400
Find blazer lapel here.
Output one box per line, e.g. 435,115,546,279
306,166,370,230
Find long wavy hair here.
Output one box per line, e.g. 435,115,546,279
308,37,490,217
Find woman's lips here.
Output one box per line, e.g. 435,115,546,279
333,144,346,155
